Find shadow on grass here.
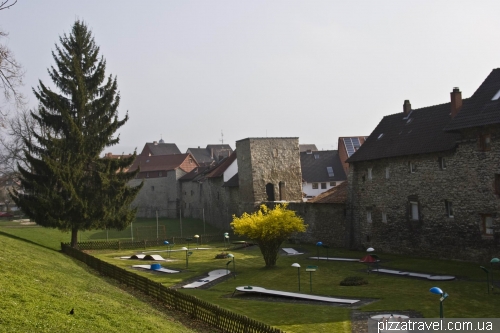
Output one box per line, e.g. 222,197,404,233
0,230,58,252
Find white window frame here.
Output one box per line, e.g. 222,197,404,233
410,201,419,220
366,208,372,223
439,157,447,170
409,162,416,173
367,168,373,180
481,215,494,236
382,211,387,223
445,200,453,218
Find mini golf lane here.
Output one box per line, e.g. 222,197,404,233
234,286,360,304
183,269,232,288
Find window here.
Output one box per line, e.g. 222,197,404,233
409,162,416,173
272,148,278,158
326,166,334,177
481,214,494,236
495,174,500,195
367,168,372,180
312,183,318,189
479,134,491,151
385,167,390,179
314,154,320,159
330,182,336,187
366,208,372,223
382,211,387,223
321,183,327,189
151,186,154,191
439,157,447,170
410,201,419,220
159,172,162,177
146,172,150,178
445,200,454,217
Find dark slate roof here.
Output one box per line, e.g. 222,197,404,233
223,173,239,187
300,150,346,182
128,154,193,172
178,166,212,181
347,102,461,163
186,145,233,165
308,181,347,204
142,142,181,156
299,144,318,152
445,68,500,131
206,151,237,178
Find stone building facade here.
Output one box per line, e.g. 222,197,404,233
346,70,500,262
128,153,198,217
236,137,303,213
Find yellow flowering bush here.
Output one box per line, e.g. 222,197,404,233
231,203,307,267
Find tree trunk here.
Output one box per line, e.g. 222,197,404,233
71,227,79,248
259,238,283,267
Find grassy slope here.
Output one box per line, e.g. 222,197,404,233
0,233,211,333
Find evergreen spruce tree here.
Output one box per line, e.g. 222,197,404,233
11,21,141,247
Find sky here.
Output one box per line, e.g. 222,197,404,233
2,1,500,154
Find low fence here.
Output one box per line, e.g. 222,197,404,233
61,243,282,333
74,233,226,251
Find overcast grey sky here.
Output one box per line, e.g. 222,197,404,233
2,1,500,154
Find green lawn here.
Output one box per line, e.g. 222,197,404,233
2,220,500,333
0,232,217,333
0,217,224,251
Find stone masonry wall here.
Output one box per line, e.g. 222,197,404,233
348,126,500,262
236,138,303,205
287,202,348,248
130,169,185,218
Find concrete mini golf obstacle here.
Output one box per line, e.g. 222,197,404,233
121,254,167,261
371,268,455,281
308,257,360,262
132,263,180,274
282,248,304,255
182,269,232,288
234,286,360,304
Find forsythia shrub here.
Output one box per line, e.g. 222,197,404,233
231,203,307,267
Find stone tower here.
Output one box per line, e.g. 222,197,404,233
236,138,302,210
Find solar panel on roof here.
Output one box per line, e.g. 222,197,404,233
344,138,361,157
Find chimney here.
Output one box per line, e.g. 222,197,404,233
450,87,462,119
403,100,411,116
153,141,158,145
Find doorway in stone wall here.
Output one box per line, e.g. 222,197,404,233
266,183,275,201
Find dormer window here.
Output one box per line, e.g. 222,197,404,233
314,154,320,159
306,149,312,154
327,167,334,178
492,89,500,101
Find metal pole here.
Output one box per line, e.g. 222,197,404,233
180,208,183,238
440,298,443,318
156,209,159,239
203,208,205,235
298,268,301,291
